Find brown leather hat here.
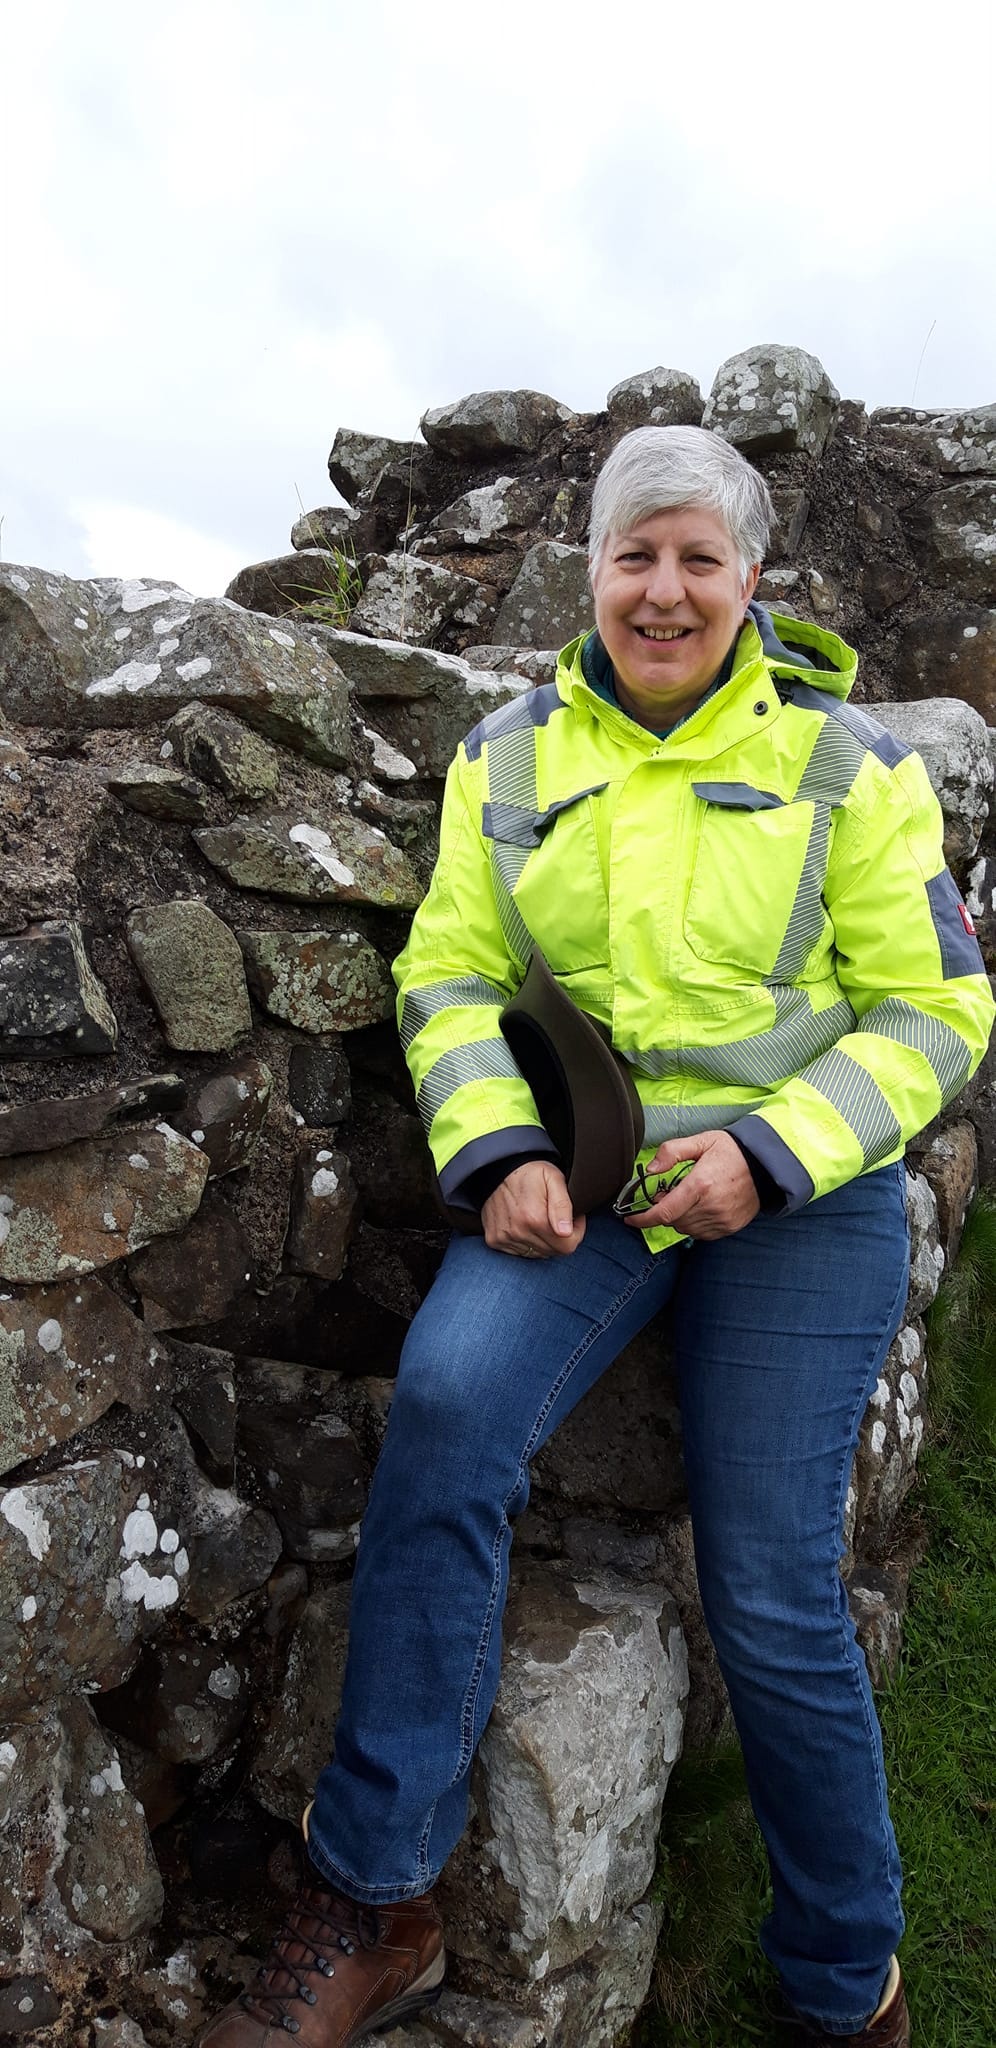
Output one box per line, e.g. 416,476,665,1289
438,950,645,1230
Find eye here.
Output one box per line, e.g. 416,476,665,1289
617,549,650,564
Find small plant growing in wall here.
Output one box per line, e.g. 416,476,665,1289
288,542,364,629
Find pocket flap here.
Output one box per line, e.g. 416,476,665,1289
692,781,785,812
482,785,607,846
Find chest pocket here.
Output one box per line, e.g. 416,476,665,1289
684,783,829,980
482,786,610,973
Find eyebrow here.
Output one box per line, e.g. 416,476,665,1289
615,530,731,555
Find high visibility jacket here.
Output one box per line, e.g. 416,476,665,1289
394,606,994,1250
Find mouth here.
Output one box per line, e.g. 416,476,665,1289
636,625,691,642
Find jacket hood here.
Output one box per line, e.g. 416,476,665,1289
741,601,857,701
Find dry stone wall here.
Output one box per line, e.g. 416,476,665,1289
0,341,993,2048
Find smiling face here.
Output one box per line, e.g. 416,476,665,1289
592,505,760,729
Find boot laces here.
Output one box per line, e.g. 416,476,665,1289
240,1878,384,2034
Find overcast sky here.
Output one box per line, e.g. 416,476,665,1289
3,0,994,597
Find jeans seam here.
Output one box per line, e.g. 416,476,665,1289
451,1252,660,1789
790,1247,910,2033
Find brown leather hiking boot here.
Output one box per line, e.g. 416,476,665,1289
790,1962,910,2046
197,1871,445,2046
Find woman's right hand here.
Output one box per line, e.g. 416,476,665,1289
481,1161,586,1259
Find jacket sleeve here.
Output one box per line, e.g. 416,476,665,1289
729,749,995,1207
392,745,556,1206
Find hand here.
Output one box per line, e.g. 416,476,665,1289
481,1161,586,1259
622,1131,760,1240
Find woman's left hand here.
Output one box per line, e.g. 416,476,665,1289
624,1131,761,1239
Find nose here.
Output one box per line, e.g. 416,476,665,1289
644,550,685,610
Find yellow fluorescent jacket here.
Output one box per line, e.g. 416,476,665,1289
393,608,994,1250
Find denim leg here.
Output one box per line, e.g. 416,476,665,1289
307,1212,682,1903
672,1161,910,2034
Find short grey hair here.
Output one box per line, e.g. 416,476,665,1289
588,425,773,584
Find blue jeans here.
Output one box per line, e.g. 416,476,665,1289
308,1163,910,2035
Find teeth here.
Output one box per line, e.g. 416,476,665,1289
640,627,687,641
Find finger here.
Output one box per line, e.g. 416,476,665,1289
623,1168,707,1231
646,1165,708,1227
645,1133,708,1175
545,1166,578,1238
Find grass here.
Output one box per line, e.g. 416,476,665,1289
637,1193,996,2047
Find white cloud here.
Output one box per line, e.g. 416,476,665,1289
2,0,993,585
72,499,245,596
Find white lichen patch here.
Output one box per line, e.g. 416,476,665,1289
1,1485,51,1559
118,581,190,613
36,1318,63,1354
870,1420,888,1457
121,1508,158,1559
159,1527,180,1554
899,1370,920,1408
120,1560,180,1610
176,656,212,683
21,1595,37,1620
207,1662,241,1699
114,625,132,641
311,1167,339,1198
86,661,162,697
158,636,180,657
129,1154,150,1171
288,822,355,887
269,628,296,649
89,1759,126,1797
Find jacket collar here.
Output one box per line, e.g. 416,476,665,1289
559,603,859,750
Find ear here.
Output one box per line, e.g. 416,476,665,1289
742,562,761,606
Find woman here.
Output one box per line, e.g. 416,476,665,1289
201,429,992,2047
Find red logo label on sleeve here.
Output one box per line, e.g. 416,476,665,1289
958,901,976,936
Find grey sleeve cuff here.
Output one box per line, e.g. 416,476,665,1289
727,1115,815,1215
438,1126,559,1210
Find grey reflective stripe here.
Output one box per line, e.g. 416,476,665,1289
925,869,987,980
490,841,533,962
802,1046,902,1166
400,975,508,1053
463,682,564,764
488,726,539,808
623,987,856,1088
766,801,832,983
643,1100,766,1142
860,997,973,1104
477,697,546,966
786,685,911,769
692,781,784,811
795,715,867,805
416,1037,522,1128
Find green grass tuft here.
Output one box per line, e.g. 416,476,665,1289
638,1192,996,2046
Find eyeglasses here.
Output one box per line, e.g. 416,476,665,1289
612,1158,692,1218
